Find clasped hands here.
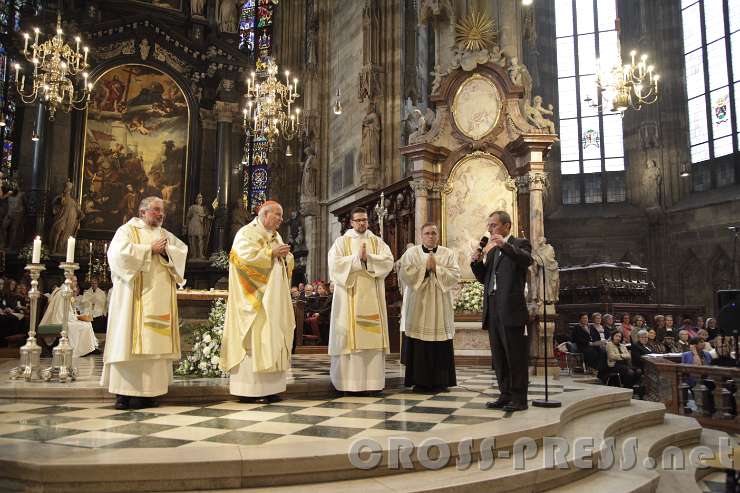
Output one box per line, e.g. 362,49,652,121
271,244,291,259
151,237,168,255
426,252,436,273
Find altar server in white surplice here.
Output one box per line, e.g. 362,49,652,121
398,223,460,392
328,206,393,395
102,197,187,410
220,201,295,404
39,276,98,358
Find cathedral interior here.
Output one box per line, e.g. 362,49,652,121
0,1,739,492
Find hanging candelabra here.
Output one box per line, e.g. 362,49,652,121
242,58,302,155
586,50,660,114
13,12,93,120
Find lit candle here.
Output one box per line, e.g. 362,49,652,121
75,36,80,53
104,242,108,255
293,77,298,96
13,63,18,82
33,27,39,47
23,33,29,53
32,236,41,264
66,236,76,263
285,70,289,86
83,46,88,65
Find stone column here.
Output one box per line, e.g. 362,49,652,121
400,143,448,242
410,179,430,243
213,101,238,252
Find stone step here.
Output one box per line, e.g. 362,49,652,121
0,386,634,492
213,397,667,493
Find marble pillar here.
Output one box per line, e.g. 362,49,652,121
213,101,238,252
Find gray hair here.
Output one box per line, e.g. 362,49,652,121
139,196,163,214
489,210,512,225
258,201,281,219
637,329,648,337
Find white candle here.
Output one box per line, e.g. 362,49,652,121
66,237,76,263
32,236,41,264
293,77,298,96
104,242,108,255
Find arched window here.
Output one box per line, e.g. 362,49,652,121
681,0,740,191
554,0,626,205
238,0,256,54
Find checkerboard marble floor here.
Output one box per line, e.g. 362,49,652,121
0,365,574,449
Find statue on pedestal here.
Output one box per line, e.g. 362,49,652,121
1,185,26,249
217,0,238,33
48,181,84,255
525,96,556,134
185,193,209,260
529,237,560,306
191,0,205,17
360,100,381,188
301,145,318,202
230,195,249,242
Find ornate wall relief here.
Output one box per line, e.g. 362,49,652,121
451,74,501,141
442,151,516,279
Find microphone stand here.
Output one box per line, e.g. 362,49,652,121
532,250,561,408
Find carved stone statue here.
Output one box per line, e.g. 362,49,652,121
301,145,318,201
48,181,85,255
525,96,556,134
1,186,25,249
530,237,560,305
430,64,444,94
217,0,239,33
191,0,206,17
642,160,663,207
408,107,435,143
185,193,208,259
360,100,381,188
508,56,533,104
230,195,249,242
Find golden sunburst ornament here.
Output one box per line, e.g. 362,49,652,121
455,9,497,52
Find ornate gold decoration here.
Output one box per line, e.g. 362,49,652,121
454,9,497,52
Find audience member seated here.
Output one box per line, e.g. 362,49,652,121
632,315,648,343
695,316,705,336
680,337,712,366
653,315,666,339
570,313,607,374
631,329,652,371
664,314,676,336
678,318,697,338
662,329,682,353
677,329,691,353
81,277,108,334
39,276,98,357
618,313,633,342
591,312,610,341
645,328,665,353
290,287,300,300
696,329,714,354
705,317,718,339
603,313,616,336
606,331,638,388
713,334,736,366
0,277,25,343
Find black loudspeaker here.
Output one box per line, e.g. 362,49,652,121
717,290,740,336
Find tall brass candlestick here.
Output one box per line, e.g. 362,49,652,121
41,262,79,383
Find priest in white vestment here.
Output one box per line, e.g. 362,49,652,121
101,197,187,410
82,277,108,333
220,201,294,404
39,277,98,358
328,206,393,394
398,223,460,391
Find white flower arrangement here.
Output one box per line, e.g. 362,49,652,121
453,281,484,313
175,297,229,378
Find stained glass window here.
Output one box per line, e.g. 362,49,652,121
554,0,626,204
238,0,255,54
682,0,740,189
0,0,27,183
255,0,276,74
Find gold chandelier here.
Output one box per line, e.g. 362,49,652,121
242,58,301,155
13,13,93,121
587,50,660,114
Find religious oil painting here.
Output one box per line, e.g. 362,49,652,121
451,74,502,141
442,153,517,280
133,0,183,11
80,64,189,235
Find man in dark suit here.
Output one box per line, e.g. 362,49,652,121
471,211,533,412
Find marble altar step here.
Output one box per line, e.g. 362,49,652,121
0,385,637,492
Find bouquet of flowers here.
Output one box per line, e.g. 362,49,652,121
210,250,230,271
453,281,484,313
175,297,229,378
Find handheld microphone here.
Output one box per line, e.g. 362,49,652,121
729,226,739,232
478,236,489,251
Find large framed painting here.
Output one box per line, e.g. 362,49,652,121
442,152,517,280
132,0,183,12
80,64,189,235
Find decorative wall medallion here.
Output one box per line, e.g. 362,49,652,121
451,74,501,141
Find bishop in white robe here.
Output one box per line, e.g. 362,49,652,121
82,277,108,333
101,197,187,410
39,279,98,358
220,201,294,403
398,223,460,391
328,207,393,394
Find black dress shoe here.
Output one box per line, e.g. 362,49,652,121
114,395,130,410
266,394,282,403
502,403,528,412
485,399,511,409
238,396,268,404
128,397,147,409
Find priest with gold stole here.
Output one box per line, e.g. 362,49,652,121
328,207,393,395
398,223,460,392
220,201,294,404
102,197,187,410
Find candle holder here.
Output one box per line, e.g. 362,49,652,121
9,263,46,381
41,262,79,383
